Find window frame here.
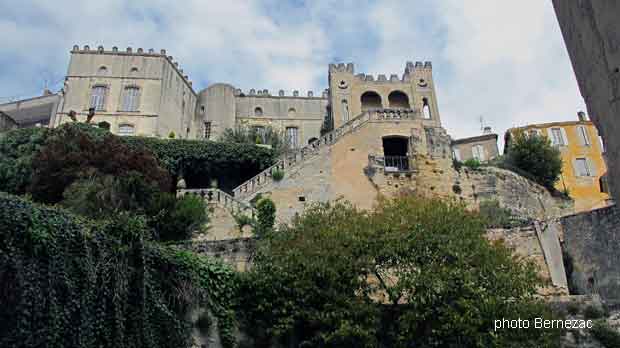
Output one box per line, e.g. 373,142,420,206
574,157,591,177
117,123,135,137
89,85,108,111
286,126,299,148
121,85,141,112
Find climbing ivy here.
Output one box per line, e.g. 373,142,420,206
0,193,238,348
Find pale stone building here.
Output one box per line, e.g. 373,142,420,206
0,91,61,129
55,45,198,139
451,127,499,163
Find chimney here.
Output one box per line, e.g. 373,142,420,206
577,111,587,121
483,126,492,135
43,88,53,96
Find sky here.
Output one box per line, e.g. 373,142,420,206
0,0,586,143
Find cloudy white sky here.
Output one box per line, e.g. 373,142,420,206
0,0,585,142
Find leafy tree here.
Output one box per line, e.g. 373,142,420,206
238,196,560,347
0,127,48,194
504,131,563,190
29,124,171,203
254,198,276,238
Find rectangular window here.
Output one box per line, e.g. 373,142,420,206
574,158,591,177
286,127,298,148
89,86,107,111
118,124,135,136
550,127,566,146
472,144,485,161
204,122,211,140
121,86,140,111
453,148,461,161
577,126,590,146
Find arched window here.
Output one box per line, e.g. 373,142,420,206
130,67,139,74
288,107,296,118
89,85,107,111
388,91,410,109
422,97,432,119
97,66,108,76
121,86,140,111
118,124,135,136
341,99,350,122
360,91,382,111
254,107,263,117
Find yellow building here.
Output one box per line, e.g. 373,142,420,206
507,113,611,212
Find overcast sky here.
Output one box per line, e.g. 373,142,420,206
0,0,586,142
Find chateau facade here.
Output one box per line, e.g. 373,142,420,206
44,45,442,149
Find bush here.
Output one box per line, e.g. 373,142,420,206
255,198,276,238
566,302,580,316
146,193,209,241
271,168,284,181
238,196,559,347
30,124,171,204
97,121,111,130
0,127,48,195
591,320,620,348
0,192,237,348
505,131,563,190
583,305,605,320
463,158,481,170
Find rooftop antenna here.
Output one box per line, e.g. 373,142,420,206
479,115,485,131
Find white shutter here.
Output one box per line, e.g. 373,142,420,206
587,158,597,177
478,145,486,161
560,127,569,146
547,128,555,145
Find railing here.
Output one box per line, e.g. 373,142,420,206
231,108,422,199
178,188,256,217
368,155,415,173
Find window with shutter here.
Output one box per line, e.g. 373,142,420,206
89,86,107,111
453,148,461,161
286,127,298,148
577,126,590,146
574,158,591,177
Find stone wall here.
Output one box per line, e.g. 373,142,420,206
559,204,620,304
552,1,620,205
183,237,255,272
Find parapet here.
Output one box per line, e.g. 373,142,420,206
238,89,327,99
70,44,195,93
343,60,433,83
329,62,355,74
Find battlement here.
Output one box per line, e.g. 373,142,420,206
235,88,329,99
70,44,194,91
331,61,432,83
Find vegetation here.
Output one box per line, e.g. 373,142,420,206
237,196,559,347
254,198,276,238
583,305,605,320
504,131,563,190
271,168,284,181
0,193,237,348
479,199,528,228
220,125,290,156
463,158,481,170
591,320,620,348
0,127,48,195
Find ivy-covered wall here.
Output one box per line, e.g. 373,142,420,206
0,193,238,348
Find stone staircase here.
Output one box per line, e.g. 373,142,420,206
231,108,421,200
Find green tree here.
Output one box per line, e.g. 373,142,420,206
220,125,290,155
254,198,276,238
504,131,563,190
238,196,559,347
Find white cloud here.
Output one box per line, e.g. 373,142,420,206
0,0,585,147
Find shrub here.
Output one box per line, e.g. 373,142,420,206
591,320,620,348
255,198,276,238
505,131,563,190
0,192,237,348
233,213,255,233
147,193,209,241
97,121,111,130
271,168,284,181
463,158,481,170
168,131,176,139
0,127,48,195
583,305,605,320
566,302,580,316
29,124,171,204
238,196,559,347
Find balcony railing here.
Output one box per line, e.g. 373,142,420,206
369,155,414,172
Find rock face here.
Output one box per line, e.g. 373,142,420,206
560,205,620,305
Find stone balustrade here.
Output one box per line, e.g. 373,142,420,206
231,108,421,200
368,154,416,173
178,188,255,217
